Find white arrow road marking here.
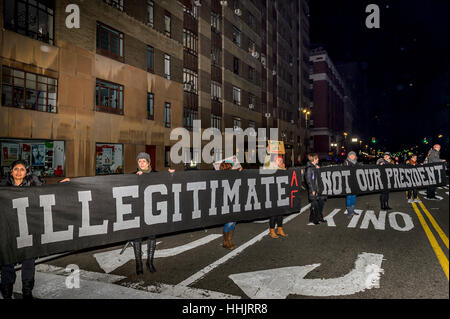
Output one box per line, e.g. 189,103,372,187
229,252,384,298
121,282,241,299
10,264,240,299
13,270,178,299
323,209,341,227
35,263,127,284
177,204,311,287
418,191,443,200
94,234,222,273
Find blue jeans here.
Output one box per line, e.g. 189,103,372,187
346,195,357,215
223,222,236,232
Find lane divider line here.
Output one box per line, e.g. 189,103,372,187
411,202,449,280
417,199,449,249
177,203,311,287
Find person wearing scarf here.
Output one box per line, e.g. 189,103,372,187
343,151,361,217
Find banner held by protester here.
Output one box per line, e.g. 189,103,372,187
317,163,447,196
0,168,301,266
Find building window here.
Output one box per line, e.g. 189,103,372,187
248,13,255,29
233,57,239,75
96,22,124,62
211,47,221,65
233,117,241,129
211,114,222,131
165,146,171,167
164,102,171,128
95,79,124,115
183,4,198,19
164,13,171,37
103,0,124,11
232,25,241,47
3,0,55,45
1,66,57,113
0,139,65,178
164,54,171,80
211,12,221,33
147,0,154,27
249,66,255,82
248,120,255,129
183,69,198,94
233,0,239,10
232,86,241,105
248,40,256,54
95,143,123,175
183,29,198,55
211,81,221,101
147,46,154,72
183,108,198,131
248,93,256,109
147,93,154,120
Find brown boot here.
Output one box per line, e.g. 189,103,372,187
228,230,237,250
222,232,230,249
276,227,288,237
269,228,279,239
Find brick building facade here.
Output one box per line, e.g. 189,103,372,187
0,0,310,179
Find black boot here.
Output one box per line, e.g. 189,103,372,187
0,283,13,299
133,240,143,275
146,238,157,273
22,280,34,300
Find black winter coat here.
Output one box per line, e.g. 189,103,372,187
0,173,45,187
305,161,325,201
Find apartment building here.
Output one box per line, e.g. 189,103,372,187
0,0,310,178
309,47,354,159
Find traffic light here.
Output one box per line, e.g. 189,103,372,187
371,137,376,143
423,138,428,144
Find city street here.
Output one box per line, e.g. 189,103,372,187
9,183,448,299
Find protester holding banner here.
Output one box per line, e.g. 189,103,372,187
0,160,44,299
132,153,175,275
405,154,420,203
424,144,446,200
266,154,289,238
217,160,242,250
343,151,360,217
376,152,393,210
305,153,327,225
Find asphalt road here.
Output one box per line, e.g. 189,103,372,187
9,184,449,299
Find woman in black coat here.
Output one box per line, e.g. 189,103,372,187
0,160,44,299
305,153,327,225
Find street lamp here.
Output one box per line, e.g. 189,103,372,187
351,137,358,143
302,108,311,128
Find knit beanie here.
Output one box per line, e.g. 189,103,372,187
136,152,151,164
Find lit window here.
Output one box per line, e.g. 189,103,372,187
164,13,171,37
164,54,171,80
232,87,241,106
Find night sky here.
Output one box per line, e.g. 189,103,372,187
309,0,449,156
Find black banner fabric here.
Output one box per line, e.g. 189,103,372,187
0,168,302,266
317,163,447,196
